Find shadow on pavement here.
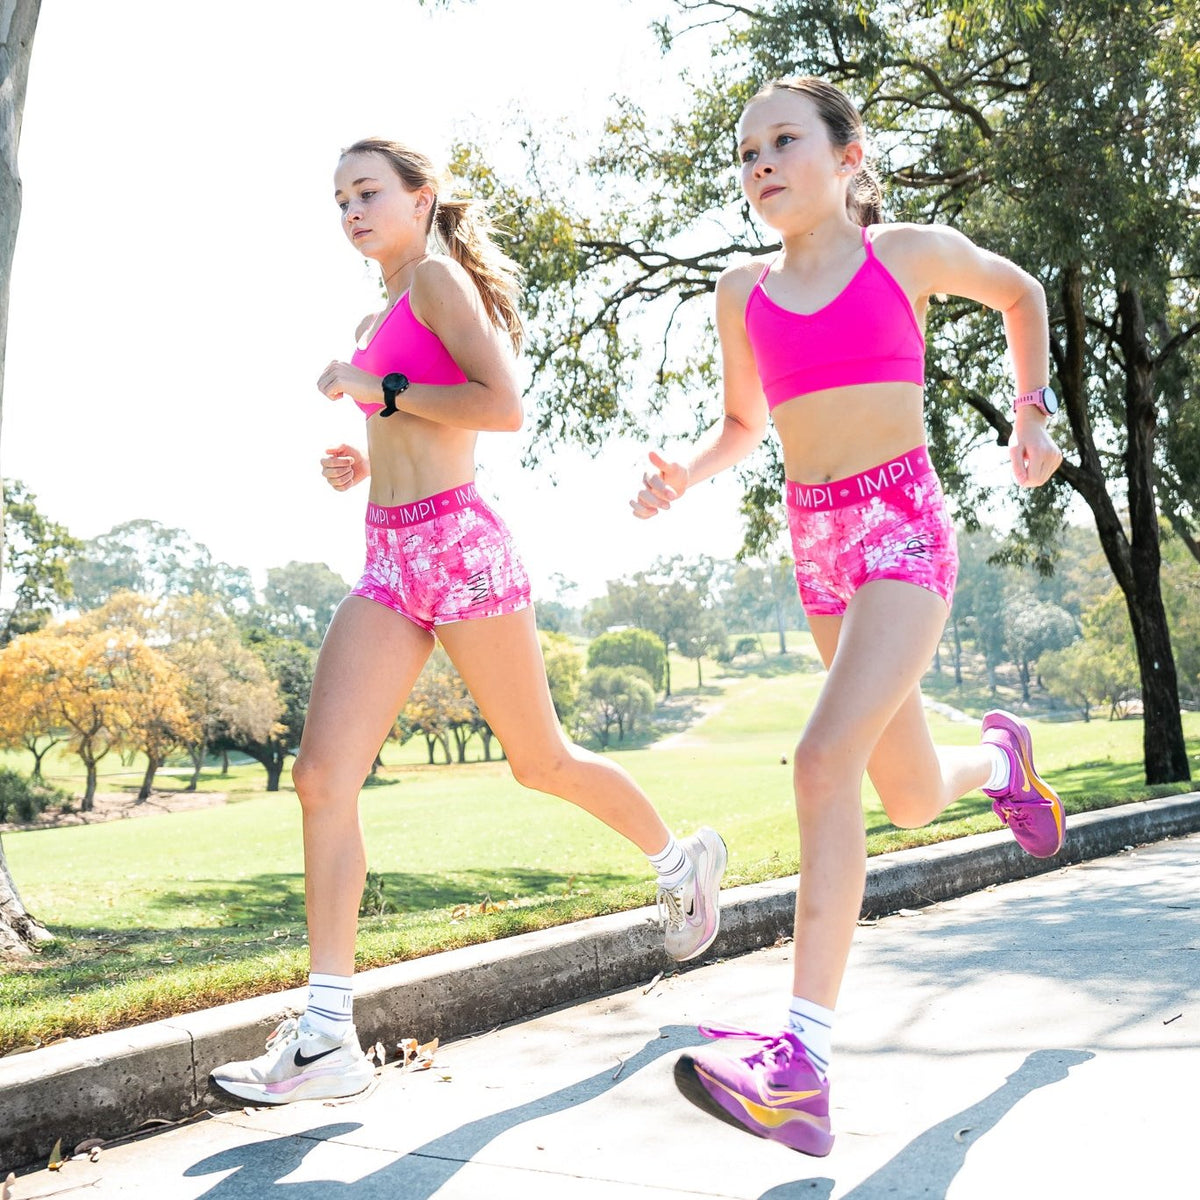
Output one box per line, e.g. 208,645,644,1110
183,1024,697,1197
758,1048,1094,1200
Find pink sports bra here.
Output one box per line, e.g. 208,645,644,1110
350,291,467,418
744,225,925,411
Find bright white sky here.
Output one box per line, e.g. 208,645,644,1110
5,0,758,603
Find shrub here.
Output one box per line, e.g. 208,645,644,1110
0,768,70,824
587,629,667,692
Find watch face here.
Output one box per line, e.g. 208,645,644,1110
1042,386,1059,414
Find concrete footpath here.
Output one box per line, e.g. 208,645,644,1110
4,795,1199,1197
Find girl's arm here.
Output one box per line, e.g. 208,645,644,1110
317,257,523,433
887,224,1062,487
632,265,770,518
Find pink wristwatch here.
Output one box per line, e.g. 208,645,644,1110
1014,386,1059,417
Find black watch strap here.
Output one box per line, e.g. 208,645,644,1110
380,373,409,418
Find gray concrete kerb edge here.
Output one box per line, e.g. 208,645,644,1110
2,790,1198,1174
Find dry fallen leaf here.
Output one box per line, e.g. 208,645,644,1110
954,1127,973,1143
48,1137,65,1171
3,1171,15,1200
642,971,663,995
897,908,922,917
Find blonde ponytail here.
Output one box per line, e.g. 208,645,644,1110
432,195,524,353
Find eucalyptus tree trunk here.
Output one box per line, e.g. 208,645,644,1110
0,0,49,954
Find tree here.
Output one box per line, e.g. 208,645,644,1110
14,624,189,809
541,630,583,727
258,561,349,648
69,519,255,612
581,665,656,748
1040,589,1141,720
0,2,51,952
1004,596,1077,702
588,555,724,695
0,629,64,778
720,558,804,654
587,628,667,692
472,0,1198,783
0,479,81,644
404,649,472,764
230,632,313,791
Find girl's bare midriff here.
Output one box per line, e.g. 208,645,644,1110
771,381,927,483
364,413,479,505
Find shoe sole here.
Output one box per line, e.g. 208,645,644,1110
671,830,729,962
674,1054,834,1157
211,1062,375,1106
983,710,1065,858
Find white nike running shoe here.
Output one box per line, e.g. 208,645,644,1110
210,1017,374,1104
658,826,727,961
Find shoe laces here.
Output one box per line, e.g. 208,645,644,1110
264,1017,301,1052
656,883,687,932
696,1022,801,1070
994,799,1035,830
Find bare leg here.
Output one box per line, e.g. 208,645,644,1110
792,582,959,1007
808,622,994,831
437,606,672,855
292,596,434,976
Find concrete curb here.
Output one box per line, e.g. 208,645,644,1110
2,790,1198,1173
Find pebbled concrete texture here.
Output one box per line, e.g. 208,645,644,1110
1,791,1198,1177
6,826,1197,1198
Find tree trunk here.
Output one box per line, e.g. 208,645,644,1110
0,835,51,954
82,758,98,810
187,740,207,791
221,748,230,773
774,598,787,655
1058,271,1189,784
0,0,45,956
138,752,160,801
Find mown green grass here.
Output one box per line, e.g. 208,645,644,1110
2,638,1197,1053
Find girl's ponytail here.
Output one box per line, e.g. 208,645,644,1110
432,196,524,353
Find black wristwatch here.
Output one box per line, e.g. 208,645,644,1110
380,372,410,418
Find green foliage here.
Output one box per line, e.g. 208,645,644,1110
0,768,68,824
540,631,584,725
0,480,81,644
587,627,667,692
256,561,349,648
580,665,656,748
69,519,254,612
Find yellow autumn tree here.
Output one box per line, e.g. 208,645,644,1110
15,624,192,809
0,632,68,779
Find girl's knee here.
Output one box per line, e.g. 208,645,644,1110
792,738,848,811
509,740,583,794
292,752,356,813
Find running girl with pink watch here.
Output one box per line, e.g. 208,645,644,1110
631,77,1065,1156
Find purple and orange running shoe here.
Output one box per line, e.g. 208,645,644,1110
981,709,1065,859
674,1024,834,1157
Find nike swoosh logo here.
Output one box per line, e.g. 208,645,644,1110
293,1045,339,1068
685,900,695,918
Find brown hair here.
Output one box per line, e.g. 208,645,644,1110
341,138,524,352
747,78,884,226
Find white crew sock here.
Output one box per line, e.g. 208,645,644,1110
786,995,834,1077
983,743,1012,793
648,835,691,890
302,972,354,1039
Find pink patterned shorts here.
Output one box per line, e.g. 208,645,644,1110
349,483,531,631
785,446,958,617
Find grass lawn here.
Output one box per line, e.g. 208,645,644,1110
2,635,1197,1053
